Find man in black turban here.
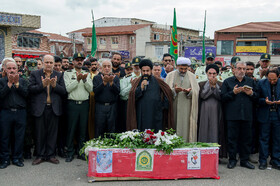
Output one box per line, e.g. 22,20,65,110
198,63,227,159
127,59,175,132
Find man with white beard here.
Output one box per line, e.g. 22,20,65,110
165,57,199,142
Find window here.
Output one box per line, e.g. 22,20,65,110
111,37,118,44
17,36,40,48
130,36,135,44
50,45,55,54
236,41,266,46
59,46,64,51
100,37,106,45
87,38,91,45
270,40,280,55
155,45,164,60
217,40,234,55
154,34,160,41
101,52,110,58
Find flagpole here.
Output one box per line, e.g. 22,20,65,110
202,10,206,64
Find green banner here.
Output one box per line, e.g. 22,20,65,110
170,8,178,64
91,10,97,57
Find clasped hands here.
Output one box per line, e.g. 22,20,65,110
101,73,115,86
41,76,57,88
233,85,253,95
8,73,19,88
265,97,280,105
174,84,192,94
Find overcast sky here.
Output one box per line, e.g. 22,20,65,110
1,0,280,39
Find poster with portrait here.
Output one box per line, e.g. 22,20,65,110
96,151,113,173
187,149,201,170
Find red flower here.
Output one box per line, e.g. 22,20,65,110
145,138,150,142
161,132,165,136
146,130,154,135
150,135,156,139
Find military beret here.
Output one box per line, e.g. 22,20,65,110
125,62,133,69
73,52,85,60
132,56,142,65
260,53,271,61
231,56,241,64
206,52,215,59
139,59,153,69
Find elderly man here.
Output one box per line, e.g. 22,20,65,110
127,59,174,132
93,60,120,137
255,53,271,80
257,69,280,170
64,53,93,162
0,58,28,169
29,55,66,165
166,57,199,142
221,61,258,169
198,64,227,158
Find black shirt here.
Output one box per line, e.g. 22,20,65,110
0,77,28,109
112,67,126,78
221,76,258,121
93,73,120,103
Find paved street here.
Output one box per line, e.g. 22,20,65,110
0,156,280,186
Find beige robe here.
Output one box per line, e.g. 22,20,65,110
165,70,199,142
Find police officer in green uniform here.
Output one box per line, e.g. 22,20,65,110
64,53,93,162
195,52,223,82
221,56,240,80
132,56,142,78
118,62,135,131
23,59,38,159
254,53,271,80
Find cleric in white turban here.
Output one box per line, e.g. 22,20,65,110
176,57,191,66
165,56,200,142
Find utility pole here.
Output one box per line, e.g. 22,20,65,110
72,33,76,54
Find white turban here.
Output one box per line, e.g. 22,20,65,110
177,57,191,66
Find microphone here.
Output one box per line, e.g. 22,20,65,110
143,75,149,90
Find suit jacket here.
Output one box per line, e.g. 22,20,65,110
28,69,66,117
257,78,280,123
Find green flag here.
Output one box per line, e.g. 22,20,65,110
91,10,97,57
202,10,206,64
170,8,178,64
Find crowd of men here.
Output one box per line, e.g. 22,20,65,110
0,51,279,173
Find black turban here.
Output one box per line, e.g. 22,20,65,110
139,59,153,69
205,64,219,74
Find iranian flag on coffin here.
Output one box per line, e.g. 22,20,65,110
87,147,219,179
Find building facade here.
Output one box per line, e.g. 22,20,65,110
12,30,83,61
215,22,280,64
69,17,199,61
0,12,40,62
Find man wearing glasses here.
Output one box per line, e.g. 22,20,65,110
221,61,258,170
160,53,174,79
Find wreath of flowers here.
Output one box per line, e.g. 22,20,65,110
81,129,219,157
